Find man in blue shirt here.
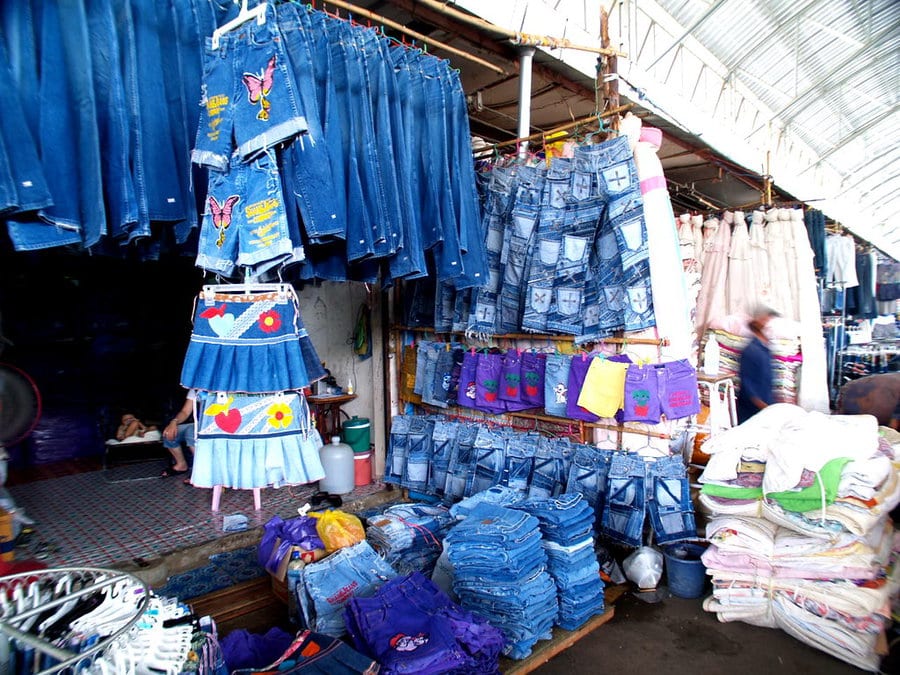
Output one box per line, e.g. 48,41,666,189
737,305,779,424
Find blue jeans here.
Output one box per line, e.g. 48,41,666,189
566,445,612,528
427,420,458,497
647,455,696,545
400,416,436,493
527,437,573,499
298,541,397,637
385,415,410,485
277,6,344,244
443,423,478,502
543,354,572,417
601,453,646,547
466,427,507,496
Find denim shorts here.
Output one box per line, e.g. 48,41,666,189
622,359,700,423
192,11,308,169
162,423,195,450
196,153,294,278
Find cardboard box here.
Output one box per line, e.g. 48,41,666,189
268,541,326,582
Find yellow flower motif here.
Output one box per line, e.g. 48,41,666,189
267,402,293,429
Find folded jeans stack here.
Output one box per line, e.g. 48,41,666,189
445,502,559,660
365,503,457,576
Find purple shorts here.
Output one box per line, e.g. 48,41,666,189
623,359,700,423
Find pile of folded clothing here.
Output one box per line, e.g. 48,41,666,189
708,328,802,404
365,503,456,576
698,404,900,671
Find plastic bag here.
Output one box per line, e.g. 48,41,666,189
310,509,365,553
259,515,325,576
623,546,664,589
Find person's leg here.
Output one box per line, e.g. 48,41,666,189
162,423,193,474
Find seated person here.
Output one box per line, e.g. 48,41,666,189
161,391,197,478
116,413,158,441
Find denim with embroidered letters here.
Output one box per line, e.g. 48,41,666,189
193,7,308,170
298,541,396,637
196,152,293,278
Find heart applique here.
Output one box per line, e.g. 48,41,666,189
208,313,236,337
215,409,242,433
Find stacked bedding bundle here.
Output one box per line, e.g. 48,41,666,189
698,405,900,671
708,329,802,404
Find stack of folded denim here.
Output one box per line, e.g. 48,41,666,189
345,572,504,675
365,503,456,576
514,493,606,630
449,485,527,520
445,502,558,660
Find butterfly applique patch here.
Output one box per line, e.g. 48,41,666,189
208,195,240,247
242,55,276,121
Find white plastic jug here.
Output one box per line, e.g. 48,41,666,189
703,336,720,376
318,436,355,495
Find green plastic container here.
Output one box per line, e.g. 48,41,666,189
342,416,371,453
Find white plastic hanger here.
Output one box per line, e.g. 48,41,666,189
211,0,267,50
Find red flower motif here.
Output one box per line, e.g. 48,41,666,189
258,309,282,333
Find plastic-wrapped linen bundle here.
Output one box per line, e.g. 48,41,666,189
698,406,900,671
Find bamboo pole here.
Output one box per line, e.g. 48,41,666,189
473,103,635,154
322,0,507,74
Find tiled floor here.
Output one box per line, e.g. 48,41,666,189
8,458,386,571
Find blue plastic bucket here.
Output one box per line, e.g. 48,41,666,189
664,542,708,599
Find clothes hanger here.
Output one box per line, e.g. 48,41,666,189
211,0,267,50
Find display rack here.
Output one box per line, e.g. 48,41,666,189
0,567,150,675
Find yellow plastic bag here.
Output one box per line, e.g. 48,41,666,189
310,509,365,553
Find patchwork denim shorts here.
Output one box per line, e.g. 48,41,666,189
196,153,294,278
192,11,308,170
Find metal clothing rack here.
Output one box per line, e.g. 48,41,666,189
0,567,150,675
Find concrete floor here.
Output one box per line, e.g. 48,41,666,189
537,591,869,674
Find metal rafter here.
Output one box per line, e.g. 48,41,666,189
644,0,730,70
799,102,900,172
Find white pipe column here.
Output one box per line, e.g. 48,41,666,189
517,46,536,158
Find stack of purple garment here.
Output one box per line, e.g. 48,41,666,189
344,572,504,674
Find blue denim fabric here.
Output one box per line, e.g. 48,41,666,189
465,427,508,496
355,27,400,260
7,0,104,250
451,289,471,334
418,343,443,408
385,415,410,485
443,423,478,502
601,453,646,547
449,485,527,520
503,438,535,492
325,19,374,262
566,445,612,527
86,0,138,239
433,282,455,333
400,416,436,493
469,167,515,335
498,166,544,332
427,420,459,497
520,168,565,332
429,346,461,407
647,455,696,545
196,152,293,278
543,354,572,417
418,57,465,281
298,541,397,637
443,63,487,289
277,6,344,244
0,40,51,215
527,437,573,499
